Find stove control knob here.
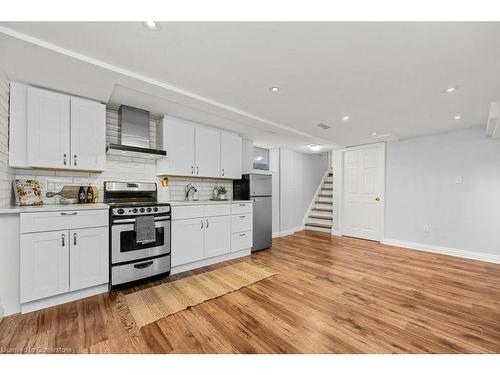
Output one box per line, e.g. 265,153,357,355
117,209,125,215
132,208,138,213
140,208,145,213
153,207,158,212
147,207,152,212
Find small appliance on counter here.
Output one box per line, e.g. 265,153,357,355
233,174,272,252
104,181,171,290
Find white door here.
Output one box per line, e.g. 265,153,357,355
171,218,204,266
342,145,384,241
157,116,195,176
20,230,70,303
69,227,109,292
204,215,231,258
70,97,106,171
220,131,242,179
195,126,220,177
27,86,70,169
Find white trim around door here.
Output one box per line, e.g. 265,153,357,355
334,142,386,242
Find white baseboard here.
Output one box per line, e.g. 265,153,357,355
382,239,500,264
21,283,108,314
171,248,251,275
273,225,305,238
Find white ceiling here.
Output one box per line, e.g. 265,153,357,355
1,22,500,151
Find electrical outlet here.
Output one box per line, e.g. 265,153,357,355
423,225,430,233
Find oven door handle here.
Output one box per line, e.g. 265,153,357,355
112,216,170,224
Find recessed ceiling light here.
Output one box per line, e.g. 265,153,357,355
342,116,350,121
453,115,463,120
308,144,323,152
269,86,281,93
443,86,459,94
371,132,377,136
143,21,160,31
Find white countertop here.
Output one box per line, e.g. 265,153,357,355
168,199,252,207
0,203,109,214
0,200,253,214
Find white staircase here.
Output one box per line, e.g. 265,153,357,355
304,171,333,233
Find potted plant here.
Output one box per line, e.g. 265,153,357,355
217,186,227,200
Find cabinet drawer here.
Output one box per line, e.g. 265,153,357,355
21,209,108,233
231,214,252,233
112,255,170,286
171,205,204,220
231,202,253,215
231,231,253,251
204,204,230,217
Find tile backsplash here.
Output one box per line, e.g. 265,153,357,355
166,176,233,201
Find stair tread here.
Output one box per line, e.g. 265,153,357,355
318,194,333,197
321,188,333,191
305,222,333,229
315,201,333,204
312,208,333,212
308,215,333,220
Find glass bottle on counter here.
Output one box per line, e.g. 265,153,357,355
86,185,94,204
78,186,87,204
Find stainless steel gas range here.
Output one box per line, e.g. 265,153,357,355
104,181,171,290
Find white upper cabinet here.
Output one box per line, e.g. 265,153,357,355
70,97,106,171
220,131,242,179
9,83,106,171
157,115,241,179
195,126,221,177
27,86,71,169
157,116,195,176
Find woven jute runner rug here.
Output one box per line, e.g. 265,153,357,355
116,261,278,335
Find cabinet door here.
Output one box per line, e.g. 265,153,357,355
220,131,242,179
20,230,69,303
195,126,220,177
204,215,231,258
27,86,70,168
69,227,109,292
171,218,204,266
70,97,106,171
157,116,195,176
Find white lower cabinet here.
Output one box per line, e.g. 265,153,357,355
172,218,205,267
20,210,109,306
69,227,109,292
20,230,70,303
204,215,231,258
171,203,252,272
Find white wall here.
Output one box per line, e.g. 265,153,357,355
0,71,14,207
385,126,500,257
279,148,328,235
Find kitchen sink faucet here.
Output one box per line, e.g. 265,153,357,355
185,183,197,200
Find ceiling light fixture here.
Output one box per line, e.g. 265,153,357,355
342,115,350,121
143,21,160,31
269,86,281,93
453,115,463,120
443,86,459,94
308,144,323,152
371,132,377,136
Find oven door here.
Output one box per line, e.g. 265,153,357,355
111,215,170,264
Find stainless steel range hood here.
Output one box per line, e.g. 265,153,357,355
106,105,166,160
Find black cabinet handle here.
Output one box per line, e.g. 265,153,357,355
134,261,154,269
61,212,78,216
61,233,65,246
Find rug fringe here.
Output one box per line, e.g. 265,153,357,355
115,293,140,336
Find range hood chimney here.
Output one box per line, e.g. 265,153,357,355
106,105,166,159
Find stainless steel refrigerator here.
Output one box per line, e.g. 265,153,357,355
233,174,272,252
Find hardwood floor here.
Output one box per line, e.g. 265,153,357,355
2,230,500,353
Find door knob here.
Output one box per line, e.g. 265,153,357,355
375,197,380,201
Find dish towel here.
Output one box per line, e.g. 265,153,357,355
135,215,156,244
